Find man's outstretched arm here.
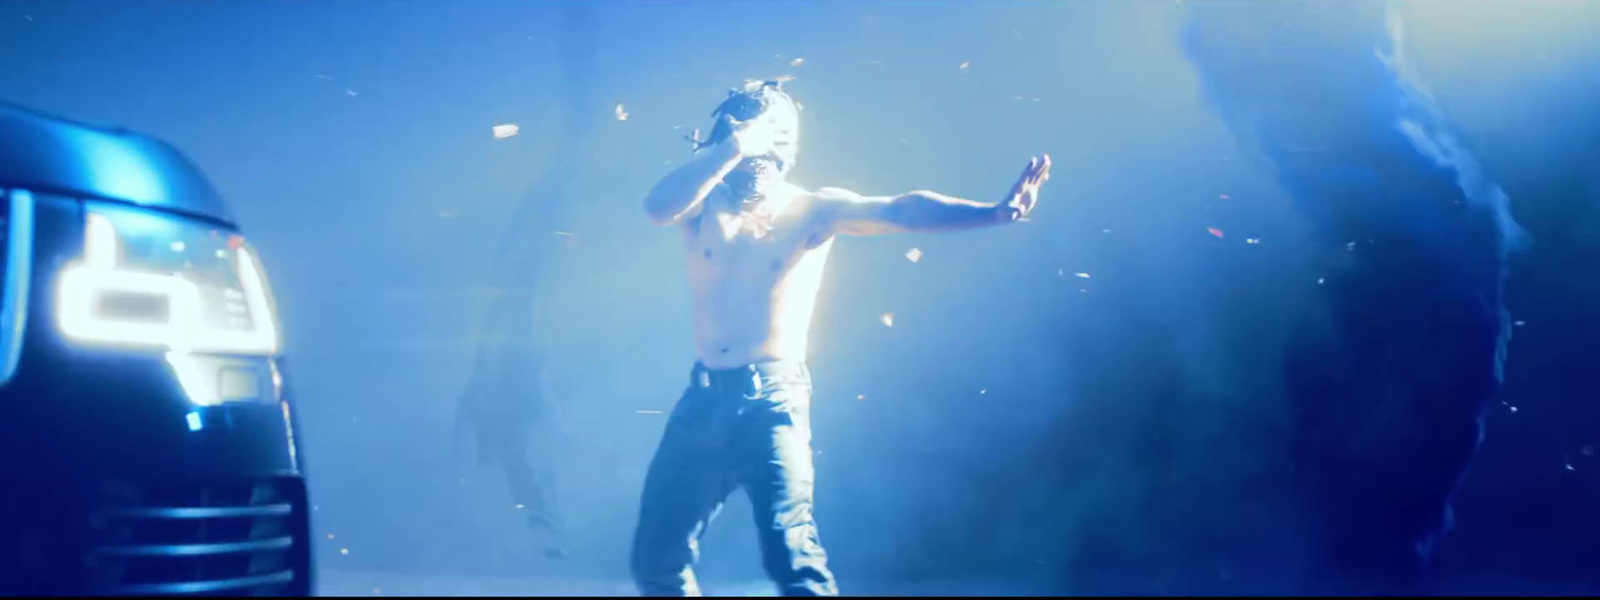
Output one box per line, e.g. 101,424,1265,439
642,141,743,226
817,155,1051,236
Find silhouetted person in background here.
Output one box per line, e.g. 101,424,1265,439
1182,1,1521,593
457,336,570,558
631,80,1052,597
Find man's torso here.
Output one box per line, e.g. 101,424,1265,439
681,182,834,369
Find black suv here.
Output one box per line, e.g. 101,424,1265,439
0,102,313,596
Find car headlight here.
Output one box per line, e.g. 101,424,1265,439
55,204,280,356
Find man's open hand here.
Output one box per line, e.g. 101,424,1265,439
1000,154,1051,222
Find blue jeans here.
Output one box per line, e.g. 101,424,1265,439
630,361,838,596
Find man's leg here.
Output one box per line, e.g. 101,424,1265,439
499,449,569,556
740,385,838,597
631,386,738,596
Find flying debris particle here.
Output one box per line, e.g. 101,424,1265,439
1246,238,1260,245
438,209,459,219
345,89,358,97
979,389,987,395
492,124,520,139
1317,277,1326,285
905,248,923,263
1508,406,1519,413
313,74,333,80
1074,272,1091,279
1057,268,1064,277
326,533,335,540
514,503,525,509
790,57,805,67
374,588,382,595
24,14,33,21
614,102,629,121
879,313,894,327
1079,288,1088,293
1514,320,1526,327
1582,445,1595,457
554,231,575,237
1345,241,1357,252
856,394,866,401
1207,227,1225,239
1031,98,1042,103
1219,194,1230,200
959,61,970,70
1102,228,1112,234
1565,462,1576,471
339,548,350,555
1012,28,1023,40
636,409,665,415
899,138,912,146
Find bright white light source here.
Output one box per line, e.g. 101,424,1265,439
492,124,520,139
84,213,117,268
185,410,203,432
879,313,894,327
905,248,922,263
56,211,280,356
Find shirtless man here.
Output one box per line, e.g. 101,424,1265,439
632,81,1051,597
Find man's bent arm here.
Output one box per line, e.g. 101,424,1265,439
642,141,744,226
818,188,1017,236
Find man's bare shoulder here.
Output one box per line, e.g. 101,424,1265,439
810,186,862,201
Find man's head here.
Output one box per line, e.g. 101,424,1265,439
698,80,801,179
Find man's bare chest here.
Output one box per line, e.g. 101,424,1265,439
687,209,820,276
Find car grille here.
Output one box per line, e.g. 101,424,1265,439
85,478,309,596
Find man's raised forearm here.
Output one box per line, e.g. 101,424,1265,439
887,191,1015,233
643,141,744,225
